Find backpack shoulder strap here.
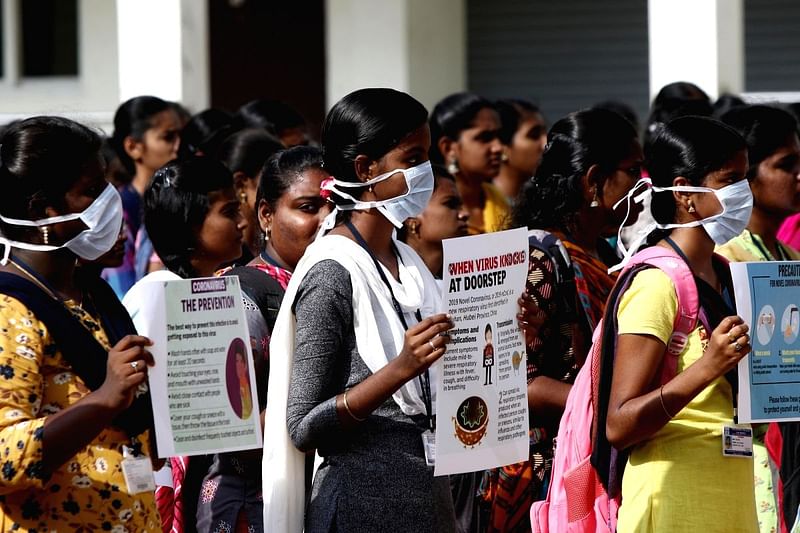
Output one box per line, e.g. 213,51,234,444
528,229,580,324
225,266,286,332
623,246,700,382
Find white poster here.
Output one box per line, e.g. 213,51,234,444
435,227,530,476
133,276,263,457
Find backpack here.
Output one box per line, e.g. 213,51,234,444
530,246,702,533
527,229,581,325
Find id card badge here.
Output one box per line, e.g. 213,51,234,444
722,425,753,458
421,430,436,467
121,447,156,494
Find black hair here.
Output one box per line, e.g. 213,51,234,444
512,108,638,231
218,128,284,179
258,145,325,210
100,137,130,187
429,92,494,163
720,105,798,180
321,88,428,208
485,323,492,335
647,115,746,225
495,99,541,145
169,101,192,126
235,99,306,136
712,93,746,119
593,100,641,134
144,157,234,278
178,109,237,159
645,82,713,149
0,116,102,240
112,96,172,174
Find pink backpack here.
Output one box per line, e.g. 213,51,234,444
530,246,703,533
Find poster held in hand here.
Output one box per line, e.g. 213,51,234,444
732,261,800,423
435,227,530,475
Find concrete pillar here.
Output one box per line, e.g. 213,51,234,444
648,0,744,100
325,0,466,113
116,0,209,111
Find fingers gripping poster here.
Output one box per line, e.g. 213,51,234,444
732,261,800,423
435,227,530,476
132,276,263,457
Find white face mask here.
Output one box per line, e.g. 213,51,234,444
0,183,124,264
319,161,435,233
611,177,753,272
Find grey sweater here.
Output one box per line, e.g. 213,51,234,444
287,260,455,533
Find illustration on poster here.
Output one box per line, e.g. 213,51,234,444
453,396,489,447
483,324,494,386
226,337,253,420
782,304,799,344
757,305,776,346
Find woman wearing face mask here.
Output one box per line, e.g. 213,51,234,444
105,96,181,297
263,88,456,533
717,105,800,533
493,99,547,201
398,165,469,279
481,109,643,532
606,116,758,532
430,92,507,234
0,116,159,531
200,146,330,533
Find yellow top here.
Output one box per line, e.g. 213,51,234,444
0,294,160,532
615,269,758,533
468,183,511,235
716,229,800,262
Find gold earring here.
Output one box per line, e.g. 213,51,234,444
590,190,600,208
688,202,696,214
409,221,419,235
239,191,247,203
41,226,49,245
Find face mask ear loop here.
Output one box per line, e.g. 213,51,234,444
0,240,10,266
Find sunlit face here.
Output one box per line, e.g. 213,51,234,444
599,140,645,237
136,110,181,175
367,124,432,201
751,133,800,218
687,149,749,221
451,107,503,182
505,111,547,177
415,176,468,242
194,187,247,269
45,155,110,247
260,167,331,270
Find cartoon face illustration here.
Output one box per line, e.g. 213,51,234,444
485,324,493,344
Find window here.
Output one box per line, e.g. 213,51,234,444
20,0,78,77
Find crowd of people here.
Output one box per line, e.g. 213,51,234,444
0,80,798,533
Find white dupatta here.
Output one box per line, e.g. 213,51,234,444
262,234,440,532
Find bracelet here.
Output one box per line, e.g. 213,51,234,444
342,390,366,422
659,385,675,419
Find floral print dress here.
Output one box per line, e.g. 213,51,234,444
0,294,160,532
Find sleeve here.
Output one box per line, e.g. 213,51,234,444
524,247,561,381
286,261,352,451
0,297,49,493
616,268,678,345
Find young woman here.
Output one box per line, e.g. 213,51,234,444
202,146,330,533
480,108,643,531
122,157,247,533
218,128,285,261
0,116,159,530
607,116,757,532
493,99,547,201
430,92,507,234
399,165,469,278
263,88,456,532
718,105,800,532
106,96,181,297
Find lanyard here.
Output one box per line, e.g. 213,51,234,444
748,231,789,261
344,220,434,431
664,237,739,417
260,249,282,268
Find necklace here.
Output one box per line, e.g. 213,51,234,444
8,258,83,306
